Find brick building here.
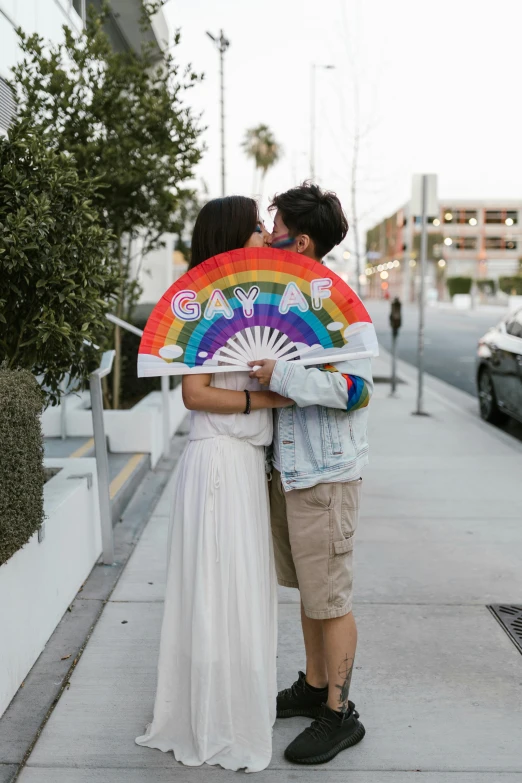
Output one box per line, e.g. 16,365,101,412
365,199,522,300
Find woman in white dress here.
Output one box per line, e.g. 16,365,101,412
136,197,291,773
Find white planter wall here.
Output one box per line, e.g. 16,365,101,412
0,458,101,718
452,294,472,310
42,385,187,468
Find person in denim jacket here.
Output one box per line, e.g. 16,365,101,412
249,183,372,765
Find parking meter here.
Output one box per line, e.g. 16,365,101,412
389,297,401,394
390,297,402,337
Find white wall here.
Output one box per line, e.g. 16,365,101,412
41,385,188,469
0,457,101,717
136,233,176,305
0,0,83,81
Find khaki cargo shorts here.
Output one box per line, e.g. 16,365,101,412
269,470,361,620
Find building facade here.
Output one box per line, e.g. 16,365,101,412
365,199,522,300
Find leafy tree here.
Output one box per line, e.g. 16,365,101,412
242,124,282,200
11,2,203,407
0,122,118,407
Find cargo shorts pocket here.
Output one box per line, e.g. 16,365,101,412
333,537,354,555
328,535,355,609
341,480,361,538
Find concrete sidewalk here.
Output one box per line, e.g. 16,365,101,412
15,354,522,782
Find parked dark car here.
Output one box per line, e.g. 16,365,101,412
476,308,522,424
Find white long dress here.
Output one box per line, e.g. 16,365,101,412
135,372,278,773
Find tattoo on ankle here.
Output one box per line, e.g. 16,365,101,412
335,655,354,713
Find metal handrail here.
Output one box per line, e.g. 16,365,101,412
106,313,143,337
106,313,171,459
90,350,115,565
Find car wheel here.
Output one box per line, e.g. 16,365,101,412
478,368,508,425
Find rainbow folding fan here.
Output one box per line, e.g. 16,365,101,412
138,247,378,376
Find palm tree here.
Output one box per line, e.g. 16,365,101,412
242,124,282,200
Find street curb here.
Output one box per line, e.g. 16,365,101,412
0,426,189,783
377,344,522,454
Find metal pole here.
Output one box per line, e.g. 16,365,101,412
416,174,428,415
309,64,334,183
161,375,171,459
106,312,172,459
90,350,115,566
60,375,68,440
310,64,316,181
402,206,412,304
391,333,398,395
206,31,230,196
219,30,226,197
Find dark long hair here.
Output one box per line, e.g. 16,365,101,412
189,196,259,269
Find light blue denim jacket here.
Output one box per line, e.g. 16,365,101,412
269,357,373,491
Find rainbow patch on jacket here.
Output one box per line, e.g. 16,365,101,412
321,364,370,411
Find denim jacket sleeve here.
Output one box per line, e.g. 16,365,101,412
269,357,373,411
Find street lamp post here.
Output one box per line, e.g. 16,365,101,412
206,30,230,197
310,64,335,182
416,174,428,416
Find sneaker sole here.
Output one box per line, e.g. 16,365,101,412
284,720,366,764
277,706,323,719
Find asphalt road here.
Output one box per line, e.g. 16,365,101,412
365,299,522,440
365,300,503,396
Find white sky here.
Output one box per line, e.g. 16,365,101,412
164,0,522,252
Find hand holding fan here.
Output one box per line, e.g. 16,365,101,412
138,247,378,377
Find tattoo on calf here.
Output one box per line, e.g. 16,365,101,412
335,655,354,712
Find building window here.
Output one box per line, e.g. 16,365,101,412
484,236,517,250
443,209,478,225
485,210,518,225
71,0,86,22
448,236,478,250
413,216,441,226
485,237,502,249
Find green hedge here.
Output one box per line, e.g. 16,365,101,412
498,276,522,295
447,277,473,297
120,314,161,408
476,279,496,294
119,308,180,409
0,366,45,566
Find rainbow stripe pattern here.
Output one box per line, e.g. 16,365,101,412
321,364,371,411
138,247,378,377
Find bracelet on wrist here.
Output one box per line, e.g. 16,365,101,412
243,389,251,415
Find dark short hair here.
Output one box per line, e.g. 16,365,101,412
270,182,348,259
189,196,259,269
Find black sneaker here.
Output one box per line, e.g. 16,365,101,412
284,702,365,764
277,670,328,719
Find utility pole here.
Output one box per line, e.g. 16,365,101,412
411,172,437,416
416,174,428,415
206,30,230,197
310,63,335,182
310,65,316,181
402,204,412,304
